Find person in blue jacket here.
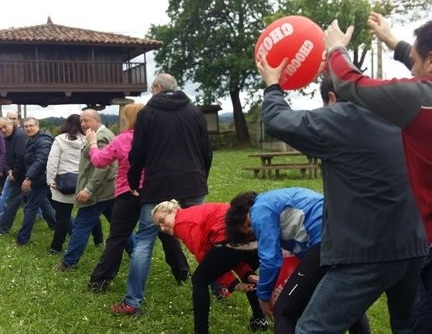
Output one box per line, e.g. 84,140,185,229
225,187,370,334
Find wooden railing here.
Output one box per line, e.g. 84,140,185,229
0,60,147,87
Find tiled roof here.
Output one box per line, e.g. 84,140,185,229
0,17,163,49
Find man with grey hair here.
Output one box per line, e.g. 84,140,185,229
6,110,21,127
0,117,28,235
0,110,21,217
55,108,118,270
111,73,212,315
17,117,56,245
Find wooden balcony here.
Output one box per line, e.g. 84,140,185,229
0,60,148,106
0,59,148,89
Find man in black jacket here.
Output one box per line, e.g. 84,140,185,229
17,117,56,245
0,117,28,235
111,73,212,316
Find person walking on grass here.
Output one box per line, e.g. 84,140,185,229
46,114,104,255
54,108,121,271
0,117,28,235
17,117,56,246
111,73,212,315
87,103,145,292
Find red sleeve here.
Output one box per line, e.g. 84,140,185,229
328,48,425,128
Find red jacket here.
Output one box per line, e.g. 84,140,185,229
174,203,253,287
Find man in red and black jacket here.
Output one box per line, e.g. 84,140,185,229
324,13,432,334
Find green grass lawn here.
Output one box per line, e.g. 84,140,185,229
0,148,390,333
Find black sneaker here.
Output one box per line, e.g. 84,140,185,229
248,317,269,332
176,270,191,286
47,248,61,255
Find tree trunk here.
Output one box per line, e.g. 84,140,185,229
230,89,250,145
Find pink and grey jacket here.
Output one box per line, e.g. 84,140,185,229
89,129,144,197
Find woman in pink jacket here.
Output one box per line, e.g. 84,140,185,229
152,200,268,334
86,103,145,292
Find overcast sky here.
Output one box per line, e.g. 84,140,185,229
0,1,429,118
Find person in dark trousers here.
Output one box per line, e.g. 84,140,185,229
54,109,119,271
86,103,144,292
46,114,104,254
324,14,432,333
0,117,28,235
255,56,428,333
111,73,212,315
152,200,268,334
225,188,370,334
17,117,56,245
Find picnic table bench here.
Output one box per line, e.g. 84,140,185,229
244,151,320,179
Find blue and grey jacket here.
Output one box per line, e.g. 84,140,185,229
251,187,323,301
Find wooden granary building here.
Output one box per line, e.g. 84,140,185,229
0,17,163,109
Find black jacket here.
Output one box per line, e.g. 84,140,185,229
24,130,54,188
4,126,28,184
128,90,212,202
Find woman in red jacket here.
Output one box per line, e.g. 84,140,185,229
152,200,268,334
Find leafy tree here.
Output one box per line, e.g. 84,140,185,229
147,0,274,144
277,0,372,71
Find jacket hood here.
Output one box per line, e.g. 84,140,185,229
55,133,85,150
147,90,191,111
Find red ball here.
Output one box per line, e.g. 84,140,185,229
255,15,325,90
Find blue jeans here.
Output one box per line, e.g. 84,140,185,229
17,184,56,244
62,199,114,266
0,178,10,217
0,181,22,233
296,258,424,334
123,196,204,309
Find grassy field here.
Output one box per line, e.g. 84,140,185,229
0,148,390,333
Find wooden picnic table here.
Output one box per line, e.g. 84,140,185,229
244,151,320,179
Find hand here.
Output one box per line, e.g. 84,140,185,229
256,56,288,87
21,179,31,193
234,282,256,292
259,299,273,320
7,170,15,182
85,129,96,144
367,12,399,50
130,189,140,197
75,189,91,204
247,274,259,284
324,19,354,52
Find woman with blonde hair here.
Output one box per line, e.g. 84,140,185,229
152,199,268,334
86,102,145,292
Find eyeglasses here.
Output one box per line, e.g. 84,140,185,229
23,124,36,128
8,117,17,120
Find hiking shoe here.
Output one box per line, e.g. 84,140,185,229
88,280,110,293
54,261,71,271
111,302,140,316
248,317,269,332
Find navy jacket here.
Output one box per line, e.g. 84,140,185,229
24,131,54,188
4,126,28,184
